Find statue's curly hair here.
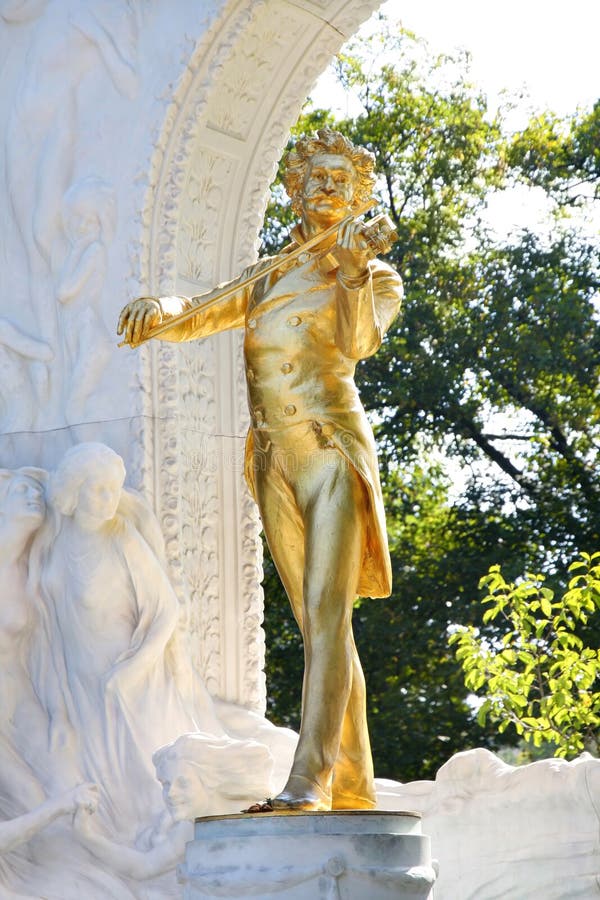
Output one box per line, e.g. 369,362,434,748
283,128,376,215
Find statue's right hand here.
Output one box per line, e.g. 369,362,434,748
70,783,100,816
117,297,162,346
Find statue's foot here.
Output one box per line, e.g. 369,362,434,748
271,774,331,812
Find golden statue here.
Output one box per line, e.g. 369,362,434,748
118,129,403,812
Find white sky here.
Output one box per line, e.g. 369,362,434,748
380,0,599,117
312,0,599,238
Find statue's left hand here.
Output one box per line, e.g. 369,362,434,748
72,786,99,837
335,218,375,281
71,783,100,817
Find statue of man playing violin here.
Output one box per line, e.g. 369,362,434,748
118,128,403,812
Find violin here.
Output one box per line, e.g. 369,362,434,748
119,201,397,348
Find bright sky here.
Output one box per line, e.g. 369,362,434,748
312,0,599,238
381,0,599,117
314,0,599,118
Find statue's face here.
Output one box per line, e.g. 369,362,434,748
301,152,356,224
1,475,45,532
67,209,100,242
74,467,123,528
158,760,208,822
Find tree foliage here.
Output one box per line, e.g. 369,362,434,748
508,102,600,206
450,553,600,757
261,22,600,780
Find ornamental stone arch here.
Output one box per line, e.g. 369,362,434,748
0,0,381,712
131,0,383,711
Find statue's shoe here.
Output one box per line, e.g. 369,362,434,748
271,774,331,812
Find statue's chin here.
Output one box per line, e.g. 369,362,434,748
169,802,194,823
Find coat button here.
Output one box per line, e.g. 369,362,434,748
281,362,293,374
248,318,257,329
284,404,296,417
287,315,301,327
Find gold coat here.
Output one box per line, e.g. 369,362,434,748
158,227,403,598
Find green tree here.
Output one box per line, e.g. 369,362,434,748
450,553,600,757
261,23,600,780
508,102,600,207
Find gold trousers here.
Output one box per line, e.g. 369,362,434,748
253,421,376,809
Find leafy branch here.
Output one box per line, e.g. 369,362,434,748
450,552,600,757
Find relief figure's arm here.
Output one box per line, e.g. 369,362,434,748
105,533,179,696
56,242,104,304
74,811,187,880
0,784,98,854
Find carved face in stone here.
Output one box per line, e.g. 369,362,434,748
68,209,101,242
0,471,45,535
157,758,209,823
74,468,123,528
301,152,357,225
50,444,126,530
62,177,117,244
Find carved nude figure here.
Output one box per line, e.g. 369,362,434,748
0,467,57,816
30,442,220,838
74,734,276,882
6,0,139,271
55,177,116,424
0,320,53,432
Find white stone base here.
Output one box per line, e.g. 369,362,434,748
179,810,436,899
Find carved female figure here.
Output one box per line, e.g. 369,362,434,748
6,0,139,270
0,467,55,817
0,321,53,433
74,733,276,884
31,442,220,839
55,177,116,424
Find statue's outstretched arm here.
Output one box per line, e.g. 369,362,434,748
74,809,186,880
0,784,97,855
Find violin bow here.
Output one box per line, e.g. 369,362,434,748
119,198,397,348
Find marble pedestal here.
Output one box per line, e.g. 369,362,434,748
179,810,437,899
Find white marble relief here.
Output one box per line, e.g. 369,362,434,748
377,748,600,899
0,0,46,24
0,467,53,817
6,0,138,276
0,463,135,899
28,443,223,840
0,320,53,432
73,733,281,885
0,444,298,898
55,177,117,425
0,784,98,855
